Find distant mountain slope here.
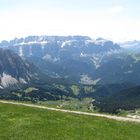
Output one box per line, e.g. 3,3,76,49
0,48,77,101
95,54,140,85
0,49,40,89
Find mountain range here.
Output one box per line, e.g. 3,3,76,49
0,35,140,112
0,36,121,83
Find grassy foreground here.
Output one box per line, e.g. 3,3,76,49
0,103,140,140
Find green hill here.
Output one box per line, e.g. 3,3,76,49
0,103,140,140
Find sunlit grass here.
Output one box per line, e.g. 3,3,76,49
0,103,140,140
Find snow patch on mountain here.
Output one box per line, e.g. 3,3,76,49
1,73,18,88
19,46,23,57
61,40,74,48
13,41,48,47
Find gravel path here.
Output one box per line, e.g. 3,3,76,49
0,100,140,123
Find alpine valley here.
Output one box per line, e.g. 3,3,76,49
0,35,140,113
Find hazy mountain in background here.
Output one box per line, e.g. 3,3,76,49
120,40,140,52
0,36,120,56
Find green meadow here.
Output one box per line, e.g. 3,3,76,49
0,103,140,140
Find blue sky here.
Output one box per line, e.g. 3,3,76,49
0,0,140,42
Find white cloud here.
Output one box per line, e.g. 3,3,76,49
109,6,124,14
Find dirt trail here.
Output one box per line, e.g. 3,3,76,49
0,100,140,123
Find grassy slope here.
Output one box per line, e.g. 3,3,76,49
0,103,140,140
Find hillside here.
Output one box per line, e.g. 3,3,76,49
0,48,40,88
0,49,76,102
93,86,140,113
0,103,140,140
